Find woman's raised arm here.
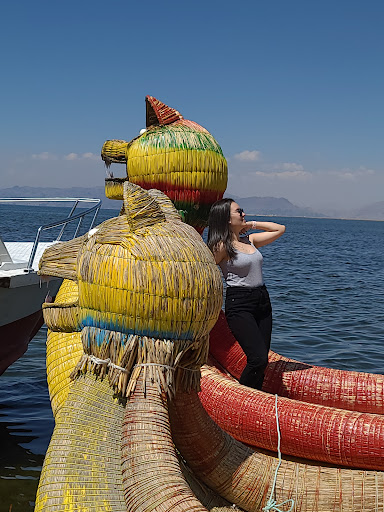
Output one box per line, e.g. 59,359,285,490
248,221,286,248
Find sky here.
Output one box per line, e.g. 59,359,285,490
1,0,383,214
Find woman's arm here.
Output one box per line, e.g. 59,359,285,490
212,241,228,264
248,221,286,248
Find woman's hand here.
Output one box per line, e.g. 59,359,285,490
239,221,256,234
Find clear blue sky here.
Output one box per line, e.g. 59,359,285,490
1,0,383,213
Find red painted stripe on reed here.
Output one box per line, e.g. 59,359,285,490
209,311,384,414
200,363,384,470
131,181,224,204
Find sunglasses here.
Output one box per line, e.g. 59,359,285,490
234,208,244,216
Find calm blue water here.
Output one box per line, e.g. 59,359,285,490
1,206,383,511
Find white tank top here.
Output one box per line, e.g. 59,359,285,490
219,238,264,288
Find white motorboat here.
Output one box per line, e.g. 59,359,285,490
0,198,101,374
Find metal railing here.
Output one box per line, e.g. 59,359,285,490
0,198,101,271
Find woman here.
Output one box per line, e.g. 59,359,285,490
207,198,285,390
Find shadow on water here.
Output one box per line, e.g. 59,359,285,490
0,331,54,512
0,418,45,512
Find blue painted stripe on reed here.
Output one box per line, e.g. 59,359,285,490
81,315,194,340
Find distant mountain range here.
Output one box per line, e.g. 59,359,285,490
228,193,384,220
352,201,384,221
0,186,383,220
230,196,326,218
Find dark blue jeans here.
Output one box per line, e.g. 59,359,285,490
225,285,272,390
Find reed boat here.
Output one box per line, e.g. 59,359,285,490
0,197,101,375
36,186,384,512
33,95,384,511
200,310,384,470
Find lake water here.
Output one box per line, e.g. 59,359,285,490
1,206,383,511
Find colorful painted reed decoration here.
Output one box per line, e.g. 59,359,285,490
39,183,223,399
171,379,384,512
101,96,228,232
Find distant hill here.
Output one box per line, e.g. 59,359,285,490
234,196,326,218
352,201,384,221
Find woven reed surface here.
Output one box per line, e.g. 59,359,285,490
38,235,87,280
126,123,227,205
35,374,126,512
210,311,384,414
103,113,227,230
146,95,184,126
179,457,238,511
43,302,81,332
77,185,222,341
40,184,222,396
104,177,126,199
45,280,83,416
46,330,83,416
200,363,384,470
170,387,384,512
147,187,183,223
170,390,274,511
121,372,210,512
101,139,129,166
38,216,123,281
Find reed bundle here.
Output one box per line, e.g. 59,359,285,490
34,374,126,512
105,177,126,200
46,280,83,416
46,330,82,416
38,234,87,280
146,95,184,126
170,384,384,512
101,139,130,167
179,457,239,511
210,311,384,414
122,371,210,512
200,363,384,470
43,301,80,332
126,123,227,230
41,283,237,512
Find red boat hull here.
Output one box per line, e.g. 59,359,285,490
0,310,44,375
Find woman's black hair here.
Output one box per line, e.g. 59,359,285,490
207,198,236,260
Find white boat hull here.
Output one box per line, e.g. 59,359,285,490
0,275,61,374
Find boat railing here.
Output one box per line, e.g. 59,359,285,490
0,198,101,272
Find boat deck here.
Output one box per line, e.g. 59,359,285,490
0,241,57,276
